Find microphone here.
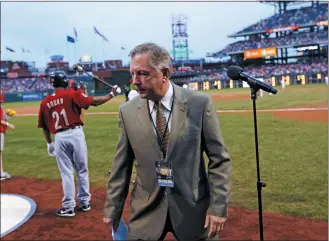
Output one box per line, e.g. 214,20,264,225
227,65,277,94
72,64,84,72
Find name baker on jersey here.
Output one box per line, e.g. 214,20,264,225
47,98,64,109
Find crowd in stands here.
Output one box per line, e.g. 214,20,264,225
178,72,228,83
172,68,215,76
1,78,53,93
173,60,328,83
208,4,328,58
0,75,95,93
236,3,327,34
244,60,328,78
218,31,327,54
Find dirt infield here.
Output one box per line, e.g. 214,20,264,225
1,177,327,240
273,109,327,122
11,106,40,115
272,103,328,123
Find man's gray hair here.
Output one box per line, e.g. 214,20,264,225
129,43,173,76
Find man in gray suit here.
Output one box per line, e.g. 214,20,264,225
103,43,231,240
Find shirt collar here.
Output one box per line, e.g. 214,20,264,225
148,82,173,114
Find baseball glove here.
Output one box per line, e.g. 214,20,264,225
6,109,16,117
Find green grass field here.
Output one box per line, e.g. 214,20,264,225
1,84,328,221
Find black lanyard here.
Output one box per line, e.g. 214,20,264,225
147,94,174,160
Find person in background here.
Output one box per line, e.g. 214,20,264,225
124,80,139,102
124,85,131,102
38,71,120,217
127,82,139,101
0,91,15,180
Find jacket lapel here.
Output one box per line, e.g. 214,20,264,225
166,84,188,159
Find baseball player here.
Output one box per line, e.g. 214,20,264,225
0,92,15,180
124,79,139,102
281,79,286,89
38,71,120,217
127,86,139,101
123,85,131,102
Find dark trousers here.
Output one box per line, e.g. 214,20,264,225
159,211,219,241
158,211,178,240
128,211,218,241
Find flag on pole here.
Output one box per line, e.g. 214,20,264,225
74,27,78,42
93,26,108,42
6,46,15,52
67,35,75,43
22,47,31,53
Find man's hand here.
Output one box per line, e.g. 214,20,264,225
103,217,120,232
7,123,15,130
47,142,56,156
110,85,122,98
204,215,227,238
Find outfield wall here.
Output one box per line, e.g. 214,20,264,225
3,91,51,103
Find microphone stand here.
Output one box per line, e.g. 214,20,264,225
249,84,266,241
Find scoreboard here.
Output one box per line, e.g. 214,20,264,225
214,81,221,89
203,81,210,91
296,74,306,85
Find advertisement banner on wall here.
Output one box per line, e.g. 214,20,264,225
244,47,277,60
22,93,43,101
7,72,18,78
266,25,299,33
104,60,123,69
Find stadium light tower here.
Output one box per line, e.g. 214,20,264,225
259,0,315,14
171,14,189,61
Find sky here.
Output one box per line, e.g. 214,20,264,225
1,1,277,68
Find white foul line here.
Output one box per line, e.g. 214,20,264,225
14,107,327,117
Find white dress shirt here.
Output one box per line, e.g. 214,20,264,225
148,82,174,133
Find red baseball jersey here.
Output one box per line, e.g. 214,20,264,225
38,89,93,134
69,87,86,95
0,107,7,133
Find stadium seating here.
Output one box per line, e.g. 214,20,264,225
1,78,52,93
214,31,328,56
235,3,327,35
172,60,328,83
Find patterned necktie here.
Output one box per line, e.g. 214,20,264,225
154,101,170,155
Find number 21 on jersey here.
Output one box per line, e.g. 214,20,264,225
52,108,69,130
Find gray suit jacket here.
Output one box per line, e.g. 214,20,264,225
104,83,231,240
